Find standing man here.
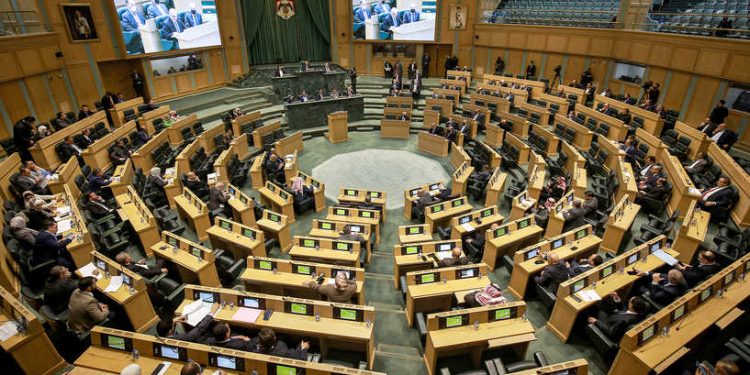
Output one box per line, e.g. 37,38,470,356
408,60,417,80
709,100,730,125
13,117,35,162
131,69,145,98
422,52,430,78
185,3,203,28
552,65,562,86
525,60,537,79
349,67,358,94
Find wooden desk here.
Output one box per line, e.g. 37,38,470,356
707,142,750,227
256,209,292,252
115,185,159,255
403,182,445,220
447,70,472,85
249,156,264,189
138,105,169,134
675,121,711,159
526,165,546,201
596,96,664,136
461,104,491,131
213,134,252,185
481,74,546,96
405,264,490,326
223,184,256,226
130,129,171,173
55,186,95,268
308,219,373,257
385,96,414,110
672,201,710,263
482,215,544,270
77,251,159,332
230,110,261,137
507,226,601,299
432,89,461,107
546,236,672,342
296,171,326,212
424,98,454,117
556,84,586,104
424,197,473,232
0,285,66,375
451,161,474,196
510,191,536,221
469,92,512,118
81,120,137,172
418,131,449,157
554,114,594,151
616,157,639,203
206,217,266,260
164,114,198,145
108,97,143,128
380,119,410,139
275,132,304,159
450,206,505,240
575,105,628,142
108,162,133,197
393,239,461,288
251,120,281,148
600,196,641,254
325,206,381,245
258,180,295,223
534,93,571,119
423,303,535,375
241,256,365,304
173,188,210,242
29,111,108,170
150,232,220,287
398,224,433,244
288,236,362,267
48,156,82,198
177,285,377,368
504,132,531,163
450,144,470,171
661,154,701,220
338,188,387,222
544,192,581,240
327,111,349,143
0,153,22,203
484,168,508,207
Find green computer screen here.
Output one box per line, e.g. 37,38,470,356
495,308,511,321
340,309,357,321
452,199,463,207
346,189,356,196
481,209,493,217
369,192,380,198
276,365,297,375
421,273,436,283
518,220,529,228
336,242,349,251
576,229,587,240
296,265,311,275
409,227,420,234
303,239,316,247
321,222,333,230
269,214,280,222
495,227,507,237
445,316,463,328
432,205,443,213
190,247,202,257
108,336,126,350
572,280,585,292
220,220,231,230
167,237,178,246
602,266,614,278
242,228,255,239
336,209,346,215
361,211,372,218
259,261,273,270
290,303,307,315
405,246,418,255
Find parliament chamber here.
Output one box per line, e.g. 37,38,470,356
1,0,750,374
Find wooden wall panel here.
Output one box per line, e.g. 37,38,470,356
506,50,523,75
663,71,691,110
0,52,23,81
47,71,72,113
647,44,672,67
566,56,586,87
545,53,564,83
0,82,30,125
684,77,720,125
589,58,609,89
694,50,727,77
209,50,225,84
670,47,699,72
175,75,191,93
66,64,100,108
24,75,55,121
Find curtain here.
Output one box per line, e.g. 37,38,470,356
241,0,331,65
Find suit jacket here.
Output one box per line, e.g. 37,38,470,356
44,278,77,313
402,10,420,23
59,143,79,160
147,3,168,18
715,130,738,149
684,159,707,174
15,175,37,193
682,263,721,287
88,175,111,193
438,256,469,268
32,231,71,266
125,262,163,279
583,197,598,215
184,11,203,27
570,263,593,276
248,339,307,360
595,311,641,341
170,314,214,343
216,337,251,351
147,174,167,189
563,207,586,221
354,7,371,23
121,9,145,32
526,64,537,77
68,289,108,332
648,281,684,306
381,13,401,30
208,188,229,212
702,186,734,208
373,3,390,14
536,262,570,293
110,146,129,163
161,17,185,38
642,184,668,201
86,199,113,218
13,122,34,149
309,282,357,303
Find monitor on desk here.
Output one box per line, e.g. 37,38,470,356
525,247,541,261
369,191,381,198
255,259,275,271
439,314,469,329
518,219,530,229
429,183,442,191
332,269,356,280
545,370,578,375
437,243,452,252
279,191,288,200
724,272,735,287
94,257,107,271
671,303,687,323
345,189,357,196
431,205,443,213
189,246,203,258
267,363,302,375
567,194,574,205
267,183,276,192
350,225,363,233
239,195,248,204
481,208,494,218
219,219,232,231
167,236,179,247
575,229,588,240
416,272,439,284
267,212,281,222
228,187,236,195
627,252,640,265
638,322,658,345
238,295,264,310
489,306,518,322
209,353,246,372
311,180,320,188
293,264,314,276
319,221,334,230
333,306,364,322
102,334,132,351
360,210,373,218
335,208,348,215
194,290,218,303
452,199,464,207
153,343,187,361
241,228,256,240
551,238,564,249
408,226,423,235
459,215,471,225
183,190,190,199
285,301,314,316
649,242,661,253
301,238,319,248
334,241,352,251
410,188,421,197
699,287,713,304
570,279,586,294
494,226,508,237
456,268,478,279
403,245,421,255
121,273,133,287
600,265,615,279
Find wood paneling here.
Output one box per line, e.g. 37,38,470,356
663,71,691,110
684,77,720,125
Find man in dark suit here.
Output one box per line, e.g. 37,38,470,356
408,60,417,80
354,1,371,23
86,192,115,219
43,265,78,313
422,52,430,78
635,177,669,211
160,8,185,39
399,111,409,121
525,60,537,79
184,4,203,28
638,165,664,191
697,177,734,216
109,139,131,166
13,117,36,161
563,200,587,222
147,0,168,18
59,136,82,162
88,168,112,195
274,65,284,78
709,123,738,151
115,252,168,279
156,314,214,343
709,100,729,124
80,128,95,147
211,322,252,350
676,251,720,287
438,247,469,268
402,5,420,23
534,253,570,294
582,191,599,216
471,111,485,131
414,190,436,218
32,220,74,270
264,154,285,183
637,269,686,306
567,254,603,276
121,0,146,32
248,328,309,360
587,295,647,342
131,69,145,98
208,182,231,217
684,152,708,175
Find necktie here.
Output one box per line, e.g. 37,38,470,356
174,20,181,32
133,11,142,26
192,14,197,25
702,187,718,199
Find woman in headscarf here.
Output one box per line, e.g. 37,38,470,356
26,199,54,231
288,176,312,200
10,215,37,247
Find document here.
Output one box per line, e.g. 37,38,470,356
56,219,72,234
575,289,601,302
652,249,679,266
436,251,452,260
232,307,262,324
0,321,19,341
183,300,212,326
153,362,172,375
460,222,474,232
78,262,102,280
688,187,701,196
56,206,71,217
104,276,123,292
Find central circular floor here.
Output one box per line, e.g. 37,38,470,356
311,149,451,210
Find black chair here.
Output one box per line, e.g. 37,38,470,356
637,181,673,215
712,225,750,264
535,283,556,311
215,253,246,287
490,352,549,374
156,277,185,312
633,209,679,245
39,305,69,332
585,323,621,362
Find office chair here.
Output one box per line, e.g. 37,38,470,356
633,209,679,245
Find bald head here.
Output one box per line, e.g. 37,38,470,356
451,247,462,259
547,252,560,264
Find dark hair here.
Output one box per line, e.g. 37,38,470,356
591,254,603,266
630,297,647,314
258,328,276,349
719,99,726,105
211,322,229,341
44,219,57,229
701,251,716,263
78,276,96,291
156,318,173,337
179,362,202,375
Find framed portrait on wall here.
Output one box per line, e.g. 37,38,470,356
449,5,466,30
61,3,99,42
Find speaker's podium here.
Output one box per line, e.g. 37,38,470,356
327,111,349,143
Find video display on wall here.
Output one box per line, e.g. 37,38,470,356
114,0,222,56
352,0,437,42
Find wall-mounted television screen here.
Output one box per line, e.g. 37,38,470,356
352,0,437,42
114,0,222,56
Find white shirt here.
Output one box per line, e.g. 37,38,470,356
702,186,727,200
711,130,725,143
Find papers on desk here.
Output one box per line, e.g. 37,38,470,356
652,249,679,266
111,176,121,183
460,222,474,232
206,173,218,184
49,173,59,183
183,299,213,326
165,167,176,176
436,252,452,260
520,198,532,206
575,289,601,302
78,262,102,280
0,321,19,341
285,154,294,160
56,219,72,234
104,276,123,292
57,206,71,216
154,362,172,375
327,278,336,285
689,187,702,196
232,307,262,324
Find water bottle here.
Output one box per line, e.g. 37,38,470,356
132,349,140,361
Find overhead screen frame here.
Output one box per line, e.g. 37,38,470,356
109,0,224,59
351,0,439,43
